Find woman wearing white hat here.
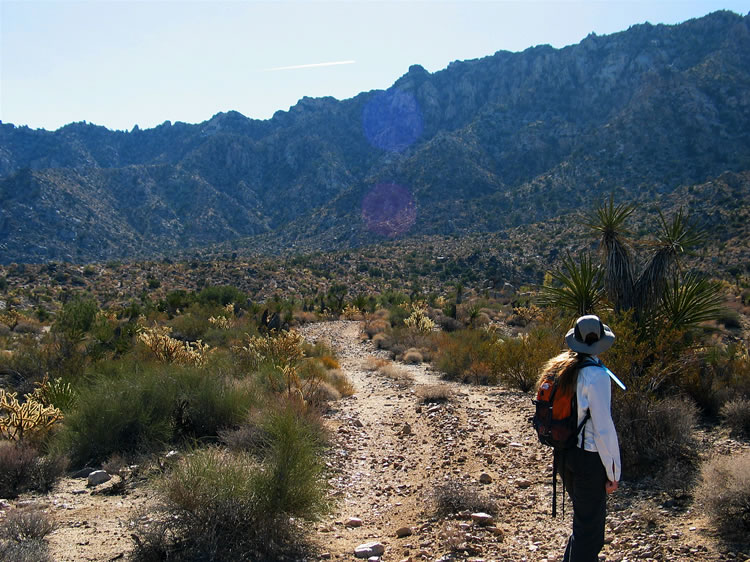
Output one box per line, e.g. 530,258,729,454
537,314,622,561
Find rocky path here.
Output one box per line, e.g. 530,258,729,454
10,321,746,561
301,321,745,562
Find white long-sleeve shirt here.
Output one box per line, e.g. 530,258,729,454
576,359,621,482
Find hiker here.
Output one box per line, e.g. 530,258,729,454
537,314,621,562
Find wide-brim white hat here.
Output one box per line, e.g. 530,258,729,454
565,314,615,355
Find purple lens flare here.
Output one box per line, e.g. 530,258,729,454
361,182,417,238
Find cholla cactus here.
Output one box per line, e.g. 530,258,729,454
234,330,305,395
513,304,543,324
0,389,63,441
341,304,361,320
404,302,435,333
138,325,212,366
209,315,231,330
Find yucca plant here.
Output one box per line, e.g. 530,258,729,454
633,209,705,321
539,252,605,317
659,273,724,332
585,197,635,313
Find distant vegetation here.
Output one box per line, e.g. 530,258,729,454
1,199,749,557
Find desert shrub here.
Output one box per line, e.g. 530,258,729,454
695,451,750,536
437,315,462,332
613,393,699,481
0,540,52,562
197,285,246,308
53,295,98,338
0,441,67,498
136,405,327,560
655,341,750,417
433,479,497,516
327,369,355,397
364,317,390,339
418,385,453,404
169,304,214,340
720,398,750,437
362,357,387,371
403,348,423,364
435,329,492,381
0,507,55,542
378,363,414,387
56,362,252,466
490,326,560,391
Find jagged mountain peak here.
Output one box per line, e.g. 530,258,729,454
0,10,749,264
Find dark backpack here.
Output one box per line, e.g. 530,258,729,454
531,356,600,516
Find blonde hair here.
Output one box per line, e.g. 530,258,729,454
536,350,586,395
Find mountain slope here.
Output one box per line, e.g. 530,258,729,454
0,10,749,264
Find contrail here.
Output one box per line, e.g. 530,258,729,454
264,60,356,71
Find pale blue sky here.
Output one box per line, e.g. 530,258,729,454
1,1,748,132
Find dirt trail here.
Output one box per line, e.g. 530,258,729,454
301,321,740,562
11,321,743,561
301,321,577,561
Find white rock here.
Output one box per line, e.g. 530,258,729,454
87,470,111,486
354,542,385,558
470,512,494,525
346,517,364,527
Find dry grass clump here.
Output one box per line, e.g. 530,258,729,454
377,363,414,387
0,441,68,498
372,333,388,348
0,506,55,562
433,479,497,517
613,394,699,482
418,385,453,404
362,357,389,371
403,348,424,364
364,317,390,339
0,507,55,542
720,398,750,438
327,369,355,397
695,451,750,537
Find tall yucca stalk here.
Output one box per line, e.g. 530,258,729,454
634,209,705,320
539,252,605,317
586,197,636,313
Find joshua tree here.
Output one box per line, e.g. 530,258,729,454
542,197,723,335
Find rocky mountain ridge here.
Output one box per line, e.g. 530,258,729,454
1,10,749,264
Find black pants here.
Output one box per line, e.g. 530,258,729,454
561,448,608,562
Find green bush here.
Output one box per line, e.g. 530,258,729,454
53,296,98,338
56,362,252,466
197,285,246,308
695,451,750,536
169,304,214,340
435,329,492,382
133,404,327,561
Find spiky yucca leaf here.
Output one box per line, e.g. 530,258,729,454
586,196,636,312
634,209,704,319
656,208,705,256
660,273,724,331
539,252,605,317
